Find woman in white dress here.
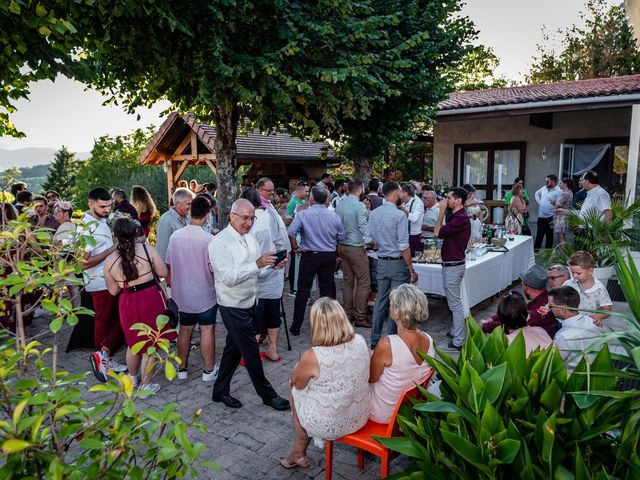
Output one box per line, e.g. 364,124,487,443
280,298,370,469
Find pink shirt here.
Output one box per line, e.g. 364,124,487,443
506,326,552,356
369,332,434,424
165,225,217,313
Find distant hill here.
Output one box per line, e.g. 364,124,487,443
0,147,90,169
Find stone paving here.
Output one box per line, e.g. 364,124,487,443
34,276,632,480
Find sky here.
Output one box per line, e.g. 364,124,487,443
0,0,619,154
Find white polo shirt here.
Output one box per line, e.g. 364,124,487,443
78,212,113,292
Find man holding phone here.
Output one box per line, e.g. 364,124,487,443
287,185,344,335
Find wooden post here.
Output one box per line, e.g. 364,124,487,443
166,156,177,206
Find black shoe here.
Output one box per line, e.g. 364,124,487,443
289,327,300,336
212,393,243,408
263,395,290,411
447,341,462,351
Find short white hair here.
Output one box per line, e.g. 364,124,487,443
231,198,254,213
423,191,437,199
173,187,194,204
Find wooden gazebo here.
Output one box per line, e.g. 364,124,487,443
140,112,335,202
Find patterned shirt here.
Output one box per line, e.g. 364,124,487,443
364,201,409,257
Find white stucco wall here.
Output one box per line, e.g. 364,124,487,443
433,106,631,220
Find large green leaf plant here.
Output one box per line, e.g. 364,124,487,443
377,320,640,479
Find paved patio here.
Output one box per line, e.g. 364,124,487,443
34,275,632,479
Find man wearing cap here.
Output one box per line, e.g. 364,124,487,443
434,187,471,350
480,264,558,338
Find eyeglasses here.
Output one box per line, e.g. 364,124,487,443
46,195,57,200
231,212,256,222
548,275,565,280
260,188,274,194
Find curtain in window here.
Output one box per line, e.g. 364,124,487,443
572,144,610,175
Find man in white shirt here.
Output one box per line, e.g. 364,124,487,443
253,178,291,361
79,188,127,382
209,199,290,410
578,170,612,222
330,179,346,209
534,174,562,250
421,191,439,239
549,286,603,367
399,183,425,256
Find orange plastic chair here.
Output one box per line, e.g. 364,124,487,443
324,369,434,479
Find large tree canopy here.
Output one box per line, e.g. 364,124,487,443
527,0,640,83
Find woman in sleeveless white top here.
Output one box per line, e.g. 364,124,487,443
369,332,434,423
369,283,434,424
280,298,370,469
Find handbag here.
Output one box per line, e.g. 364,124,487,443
142,244,179,328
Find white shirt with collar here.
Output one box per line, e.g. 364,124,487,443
534,185,562,218
404,195,425,236
422,204,439,238
579,185,611,220
208,224,262,309
251,208,291,299
554,313,603,365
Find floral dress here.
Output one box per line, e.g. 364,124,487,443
553,190,574,234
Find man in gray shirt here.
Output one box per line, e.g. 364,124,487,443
365,181,419,349
336,179,371,327
155,188,194,261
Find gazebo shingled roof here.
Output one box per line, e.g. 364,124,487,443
140,112,335,201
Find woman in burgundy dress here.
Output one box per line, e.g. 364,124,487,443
103,218,175,393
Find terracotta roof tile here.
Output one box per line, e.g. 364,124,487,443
439,75,640,111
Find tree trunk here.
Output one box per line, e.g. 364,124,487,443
353,156,373,186
213,105,240,230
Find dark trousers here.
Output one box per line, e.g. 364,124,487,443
212,305,277,401
291,252,336,332
409,234,423,257
534,216,554,249
288,253,297,293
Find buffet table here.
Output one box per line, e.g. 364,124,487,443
412,235,534,315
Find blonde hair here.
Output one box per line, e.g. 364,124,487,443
568,250,595,269
511,183,523,196
130,186,157,217
389,284,429,330
310,298,355,347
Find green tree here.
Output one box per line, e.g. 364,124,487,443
81,1,454,228
527,0,640,83
74,128,155,210
319,0,481,184
41,146,78,200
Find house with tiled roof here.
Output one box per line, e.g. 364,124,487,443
434,75,640,222
141,112,335,201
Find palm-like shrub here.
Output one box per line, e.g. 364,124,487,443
377,321,640,479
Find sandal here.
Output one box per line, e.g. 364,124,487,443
260,351,281,362
279,456,310,469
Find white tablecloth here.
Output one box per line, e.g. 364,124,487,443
412,235,534,315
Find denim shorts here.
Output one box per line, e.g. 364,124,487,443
179,305,218,326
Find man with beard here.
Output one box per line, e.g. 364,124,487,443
79,188,127,382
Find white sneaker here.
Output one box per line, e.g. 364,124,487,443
138,383,160,394
177,368,189,380
128,374,139,388
106,358,128,373
202,363,220,382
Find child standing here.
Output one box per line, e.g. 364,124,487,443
564,251,612,327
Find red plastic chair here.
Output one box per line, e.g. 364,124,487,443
325,369,434,479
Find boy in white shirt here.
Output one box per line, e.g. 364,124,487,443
563,251,612,327
549,286,603,367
